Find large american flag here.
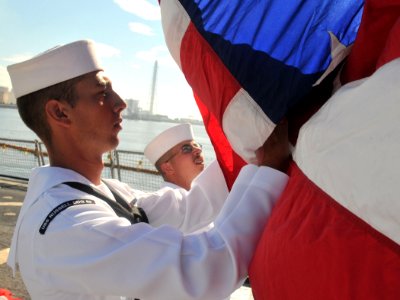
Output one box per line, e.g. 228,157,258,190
159,0,400,298
159,0,363,188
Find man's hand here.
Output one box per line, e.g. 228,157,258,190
255,118,291,173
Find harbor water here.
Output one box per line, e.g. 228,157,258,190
0,107,216,165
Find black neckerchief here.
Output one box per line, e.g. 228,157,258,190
63,181,148,224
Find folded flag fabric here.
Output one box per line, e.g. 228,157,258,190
159,0,400,298
159,0,363,187
247,0,400,298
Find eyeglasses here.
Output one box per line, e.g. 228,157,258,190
165,142,202,162
181,142,202,153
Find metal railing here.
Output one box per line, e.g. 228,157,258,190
0,137,163,192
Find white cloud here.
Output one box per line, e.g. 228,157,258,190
129,62,141,70
94,42,121,58
129,22,155,36
114,0,161,21
2,53,33,64
135,45,176,67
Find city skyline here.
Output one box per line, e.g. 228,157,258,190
0,0,201,120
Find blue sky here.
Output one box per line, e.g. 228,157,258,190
0,0,199,119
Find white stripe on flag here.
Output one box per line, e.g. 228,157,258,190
160,0,190,69
295,58,400,245
223,88,275,163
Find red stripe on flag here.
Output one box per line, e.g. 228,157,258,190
250,161,400,299
194,92,245,188
180,22,246,188
342,0,400,82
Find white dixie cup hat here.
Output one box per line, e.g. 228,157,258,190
7,39,103,98
144,123,195,165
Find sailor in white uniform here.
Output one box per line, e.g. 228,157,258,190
144,124,250,300
144,123,207,193
6,39,289,300
144,123,220,234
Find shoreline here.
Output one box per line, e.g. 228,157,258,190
0,104,17,109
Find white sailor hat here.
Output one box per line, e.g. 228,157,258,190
7,39,103,98
144,123,195,164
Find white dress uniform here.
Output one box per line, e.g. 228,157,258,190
159,160,230,300
154,160,223,235
7,162,288,300
157,180,213,234
134,161,224,235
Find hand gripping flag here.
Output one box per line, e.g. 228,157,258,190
159,0,363,188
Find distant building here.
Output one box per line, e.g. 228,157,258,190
9,90,16,104
0,87,8,104
124,99,140,118
0,86,16,105
122,97,202,124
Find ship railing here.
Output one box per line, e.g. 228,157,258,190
0,137,163,192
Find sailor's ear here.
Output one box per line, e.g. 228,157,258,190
45,99,71,127
159,161,175,175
